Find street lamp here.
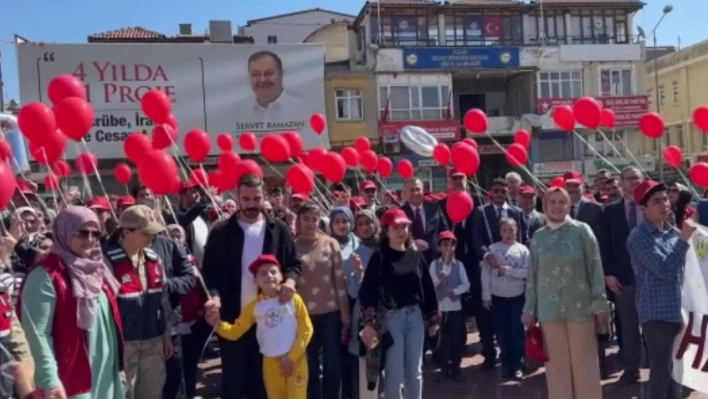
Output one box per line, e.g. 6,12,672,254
654,5,673,181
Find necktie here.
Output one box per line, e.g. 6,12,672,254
497,207,503,221
628,201,637,229
414,207,425,239
570,205,576,219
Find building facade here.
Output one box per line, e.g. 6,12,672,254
349,0,648,186
645,40,708,177
239,8,354,44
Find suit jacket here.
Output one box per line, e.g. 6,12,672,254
471,203,529,261
526,210,546,239
573,198,603,239
599,198,635,286
401,202,449,263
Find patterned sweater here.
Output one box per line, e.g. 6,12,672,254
295,234,349,316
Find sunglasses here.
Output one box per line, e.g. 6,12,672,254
75,230,102,239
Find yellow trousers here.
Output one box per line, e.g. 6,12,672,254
263,355,308,399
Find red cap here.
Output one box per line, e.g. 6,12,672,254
360,180,377,191
117,196,136,207
448,168,465,178
349,196,366,209
87,196,110,211
380,208,412,227
291,193,308,201
181,180,198,191
520,185,536,196
563,171,583,185
247,254,281,276
634,180,665,205
525,325,549,363
438,231,457,243
15,180,34,195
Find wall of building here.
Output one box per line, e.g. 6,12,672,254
325,72,377,145
242,10,353,44
304,22,350,62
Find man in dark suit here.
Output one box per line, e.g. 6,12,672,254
564,171,603,238
471,177,529,370
400,177,449,263
599,166,645,385
517,185,546,239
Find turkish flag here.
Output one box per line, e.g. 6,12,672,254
483,15,502,38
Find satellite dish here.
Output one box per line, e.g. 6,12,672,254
637,26,646,39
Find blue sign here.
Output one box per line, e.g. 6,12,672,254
401,47,520,70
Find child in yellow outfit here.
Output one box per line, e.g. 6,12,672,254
205,254,313,399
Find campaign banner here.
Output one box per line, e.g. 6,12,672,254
673,226,708,393
16,43,327,159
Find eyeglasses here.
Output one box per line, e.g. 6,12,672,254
75,230,102,240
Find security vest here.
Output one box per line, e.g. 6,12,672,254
105,244,166,342
16,254,125,397
0,290,14,398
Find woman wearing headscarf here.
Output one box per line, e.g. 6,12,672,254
668,182,695,228
19,206,125,399
521,187,609,399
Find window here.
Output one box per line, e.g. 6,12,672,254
538,71,583,98
370,12,438,47
528,10,566,43
676,125,684,148
378,85,450,121
335,89,363,121
600,68,632,96
702,128,708,150
536,133,574,161
569,9,628,44
673,83,679,103
659,87,665,107
586,131,624,157
267,35,277,44
444,12,523,46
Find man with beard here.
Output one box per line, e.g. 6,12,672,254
603,177,623,203
202,174,302,399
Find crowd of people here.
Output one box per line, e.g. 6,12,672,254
0,164,699,399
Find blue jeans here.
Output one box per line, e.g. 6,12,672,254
491,294,525,372
384,306,425,399
307,311,342,399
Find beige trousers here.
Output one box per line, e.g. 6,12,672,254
541,320,603,399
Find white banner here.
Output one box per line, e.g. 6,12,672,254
673,225,708,393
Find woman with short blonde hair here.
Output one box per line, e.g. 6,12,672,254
522,187,610,399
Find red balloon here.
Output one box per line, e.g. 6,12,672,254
165,114,178,132
572,97,601,129
690,162,708,187
506,143,528,167
124,133,152,164
462,138,478,149
47,74,86,104
306,147,327,171
0,140,12,162
552,105,575,131
261,134,291,163
152,124,178,149
377,157,393,178
184,129,211,163
360,150,378,173
140,89,172,124
238,160,264,179
446,191,474,223
321,152,346,183
451,143,480,176
550,176,565,188
433,144,450,166
75,152,98,175
216,133,233,152
310,113,326,135
354,137,371,153
286,164,315,194
189,169,209,187
341,147,360,167
114,163,132,184
138,149,179,195
600,109,616,129
639,112,665,138
17,102,56,143
0,163,14,209
663,145,683,168
514,129,531,149
54,97,94,141
29,130,67,165
463,109,488,134
397,159,414,179
44,173,60,191
694,106,708,132
51,160,71,177
208,169,226,191
282,131,304,158
218,152,242,174
239,132,258,151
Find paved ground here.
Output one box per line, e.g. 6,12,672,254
195,332,707,399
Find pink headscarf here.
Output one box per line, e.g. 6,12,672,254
51,206,120,330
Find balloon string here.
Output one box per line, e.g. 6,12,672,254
72,143,95,200
482,132,547,190
470,177,493,242
571,132,621,173
78,140,118,221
